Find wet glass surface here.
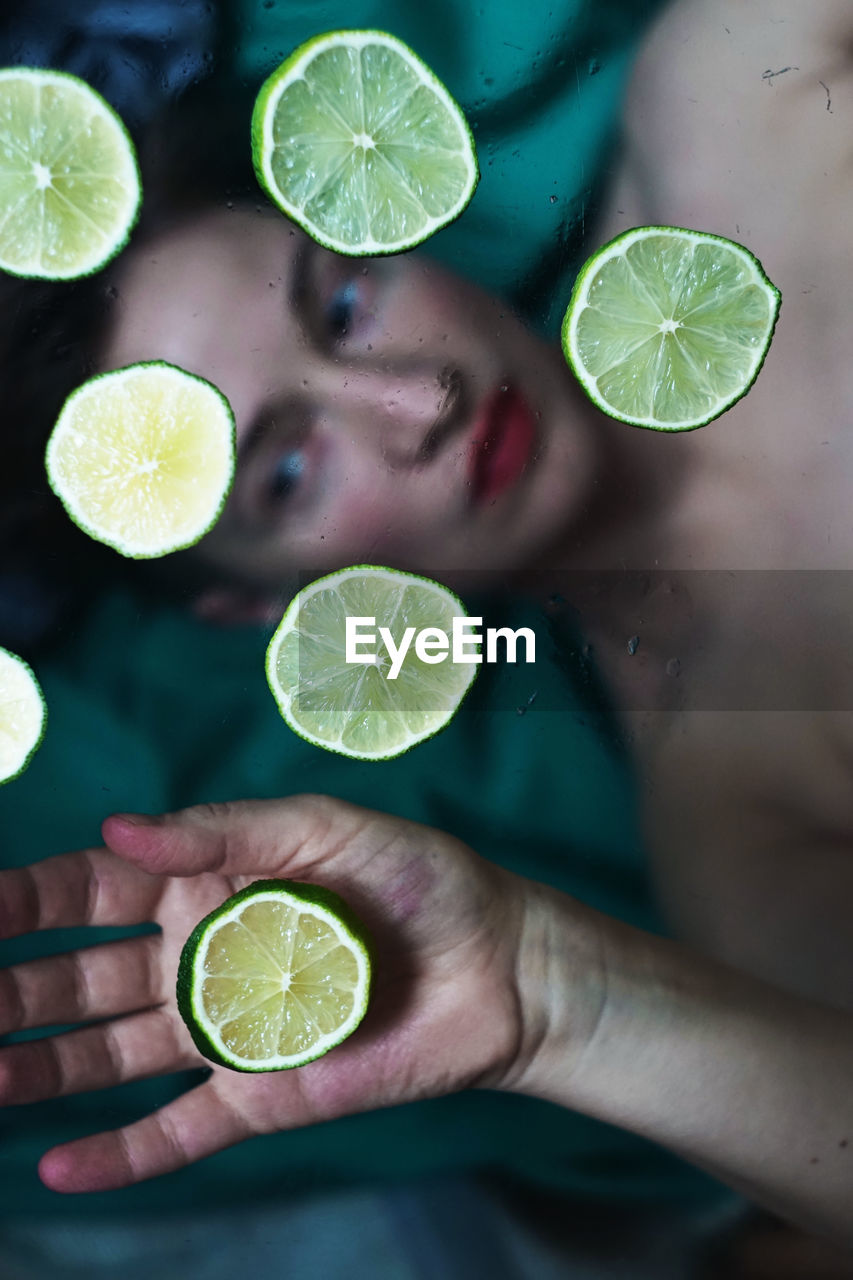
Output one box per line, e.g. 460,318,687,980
0,3,848,1271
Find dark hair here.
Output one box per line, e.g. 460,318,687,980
0,82,261,654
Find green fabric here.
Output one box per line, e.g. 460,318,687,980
0,588,725,1217
0,0,730,1225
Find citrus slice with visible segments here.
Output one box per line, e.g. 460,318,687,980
0,67,140,280
251,29,479,255
266,565,478,760
0,648,46,785
177,879,372,1072
562,226,781,431
45,361,235,559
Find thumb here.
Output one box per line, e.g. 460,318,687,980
101,795,369,879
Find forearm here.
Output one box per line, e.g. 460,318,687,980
511,885,853,1244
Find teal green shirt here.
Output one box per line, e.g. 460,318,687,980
0,589,725,1217
0,0,730,1224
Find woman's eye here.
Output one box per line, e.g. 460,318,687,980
311,250,380,350
267,448,305,502
326,280,360,340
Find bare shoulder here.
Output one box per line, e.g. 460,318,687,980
636,704,853,1007
588,0,853,572
580,3,853,1012
600,0,853,271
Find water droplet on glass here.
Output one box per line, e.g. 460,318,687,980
666,657,681,677
627,635,640,656
549,194,557,205
588,58,602,76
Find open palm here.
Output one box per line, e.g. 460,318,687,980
0,795,532,1192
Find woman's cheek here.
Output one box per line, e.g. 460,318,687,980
410,267,503,345
330,484,431,565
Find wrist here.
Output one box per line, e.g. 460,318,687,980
502,881,682,1116
495,876,611,1096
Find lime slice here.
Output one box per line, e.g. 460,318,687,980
0,67,141,280
0,647,47,785
251,29,479,255
562,226,781,431
45,361,235,559
177,879,372,1072
266,565,478,761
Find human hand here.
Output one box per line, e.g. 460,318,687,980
0,795,604,1192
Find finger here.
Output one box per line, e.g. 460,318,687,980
0,934,166,1035
0,848,164,940
38,1074,261,1192
0,1006,199,1105
101,795,382,880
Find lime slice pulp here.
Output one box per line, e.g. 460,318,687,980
0,68,140,280
562,225,781,430
177,879,372,1072
0,648,47,785
251,29,479,255
266,565,478,761
45,361,236,559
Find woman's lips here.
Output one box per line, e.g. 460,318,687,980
468,384,537,504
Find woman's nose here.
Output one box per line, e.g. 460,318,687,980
321,363,460,465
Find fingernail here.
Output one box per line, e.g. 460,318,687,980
110,812,156,827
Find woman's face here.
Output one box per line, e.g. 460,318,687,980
103,207,597,597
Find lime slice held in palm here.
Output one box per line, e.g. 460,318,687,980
45,361,235,559
177,879,372,1072
251,29,479,255
562,226,781,431
0,67,140,280
266,565,478,761
0,648,47,785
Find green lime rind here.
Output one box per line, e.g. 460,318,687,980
44,360,236,559
0,67,141,281
265,564,480,762
176,878,374,1072
251,29,479,256
0,647,47,786
561,224,782,432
